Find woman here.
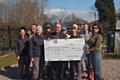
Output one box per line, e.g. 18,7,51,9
86,24,103,80
70,28,82,80
15,27,30,79
29,25,45,80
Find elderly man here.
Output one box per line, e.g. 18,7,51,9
47,23,67,80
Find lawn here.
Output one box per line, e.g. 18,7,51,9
0,40,15,50
0,53,17,69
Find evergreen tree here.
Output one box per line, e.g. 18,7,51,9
95,0,116,27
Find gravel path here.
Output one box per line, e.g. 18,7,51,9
102,59,120,80
0,59,120,80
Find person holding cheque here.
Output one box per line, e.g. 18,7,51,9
70,24,82,80
86,24,103,80
47,23,67,80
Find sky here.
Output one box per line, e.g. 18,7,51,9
47,0,120,11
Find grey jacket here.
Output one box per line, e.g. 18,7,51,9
79,30,92,40
29,34,45,58
15,36,29,57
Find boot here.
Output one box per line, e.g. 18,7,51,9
95,75,104,80
94,75,98,80
98,77,104,80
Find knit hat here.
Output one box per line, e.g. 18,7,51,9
46,24,51,28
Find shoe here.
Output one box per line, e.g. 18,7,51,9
98,78,104,80
82,71,88,77
94,75,98,80
17,78,21,80
32,78,38,80
17,76,23,80
24,76,31,79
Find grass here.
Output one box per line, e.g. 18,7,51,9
0,53,17,69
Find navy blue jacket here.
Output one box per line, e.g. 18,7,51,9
15,36,29,57
29,34,45,58
47,31,67,39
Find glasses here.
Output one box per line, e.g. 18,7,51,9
46,27,50,29
93,27,98,29
55,27,60,28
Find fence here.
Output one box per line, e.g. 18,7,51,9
0,26,29,53
0,26,110,55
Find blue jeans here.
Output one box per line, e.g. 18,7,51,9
91,53,103,78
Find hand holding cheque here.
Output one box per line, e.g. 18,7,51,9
44,38,85,61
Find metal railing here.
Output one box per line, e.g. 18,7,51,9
0,26,25,52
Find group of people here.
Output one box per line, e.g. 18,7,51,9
15,23,104,80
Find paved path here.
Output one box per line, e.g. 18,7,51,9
0,60,120,80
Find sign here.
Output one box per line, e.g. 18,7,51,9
44,38,85,61
114,20,120,53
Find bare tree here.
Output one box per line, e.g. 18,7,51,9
65,15,73,22
90,5,98,22
0,0,48,27
50,14,59,23
71,13,77,21
60,8,67,23
39,0,48,16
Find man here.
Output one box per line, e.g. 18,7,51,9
61,26,71,78
43,24,51,38
41,24,52,78
62,26,71,38
47,23,67,80
79,23,92,80
27,24,37,39
29,25,45,80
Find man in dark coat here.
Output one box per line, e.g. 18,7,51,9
47,23,67,80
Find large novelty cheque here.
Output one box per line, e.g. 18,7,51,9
44,38,85,61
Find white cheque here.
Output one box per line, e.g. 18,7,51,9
44,38,85,61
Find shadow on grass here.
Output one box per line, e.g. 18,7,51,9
0,66,18,79
0,66,33,79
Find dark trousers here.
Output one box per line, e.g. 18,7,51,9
18,56,30,78
50,61,64,80
40,55,45,75
63,61,68,77
40,55,49,77
70,61,81,80
86,54,92,69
